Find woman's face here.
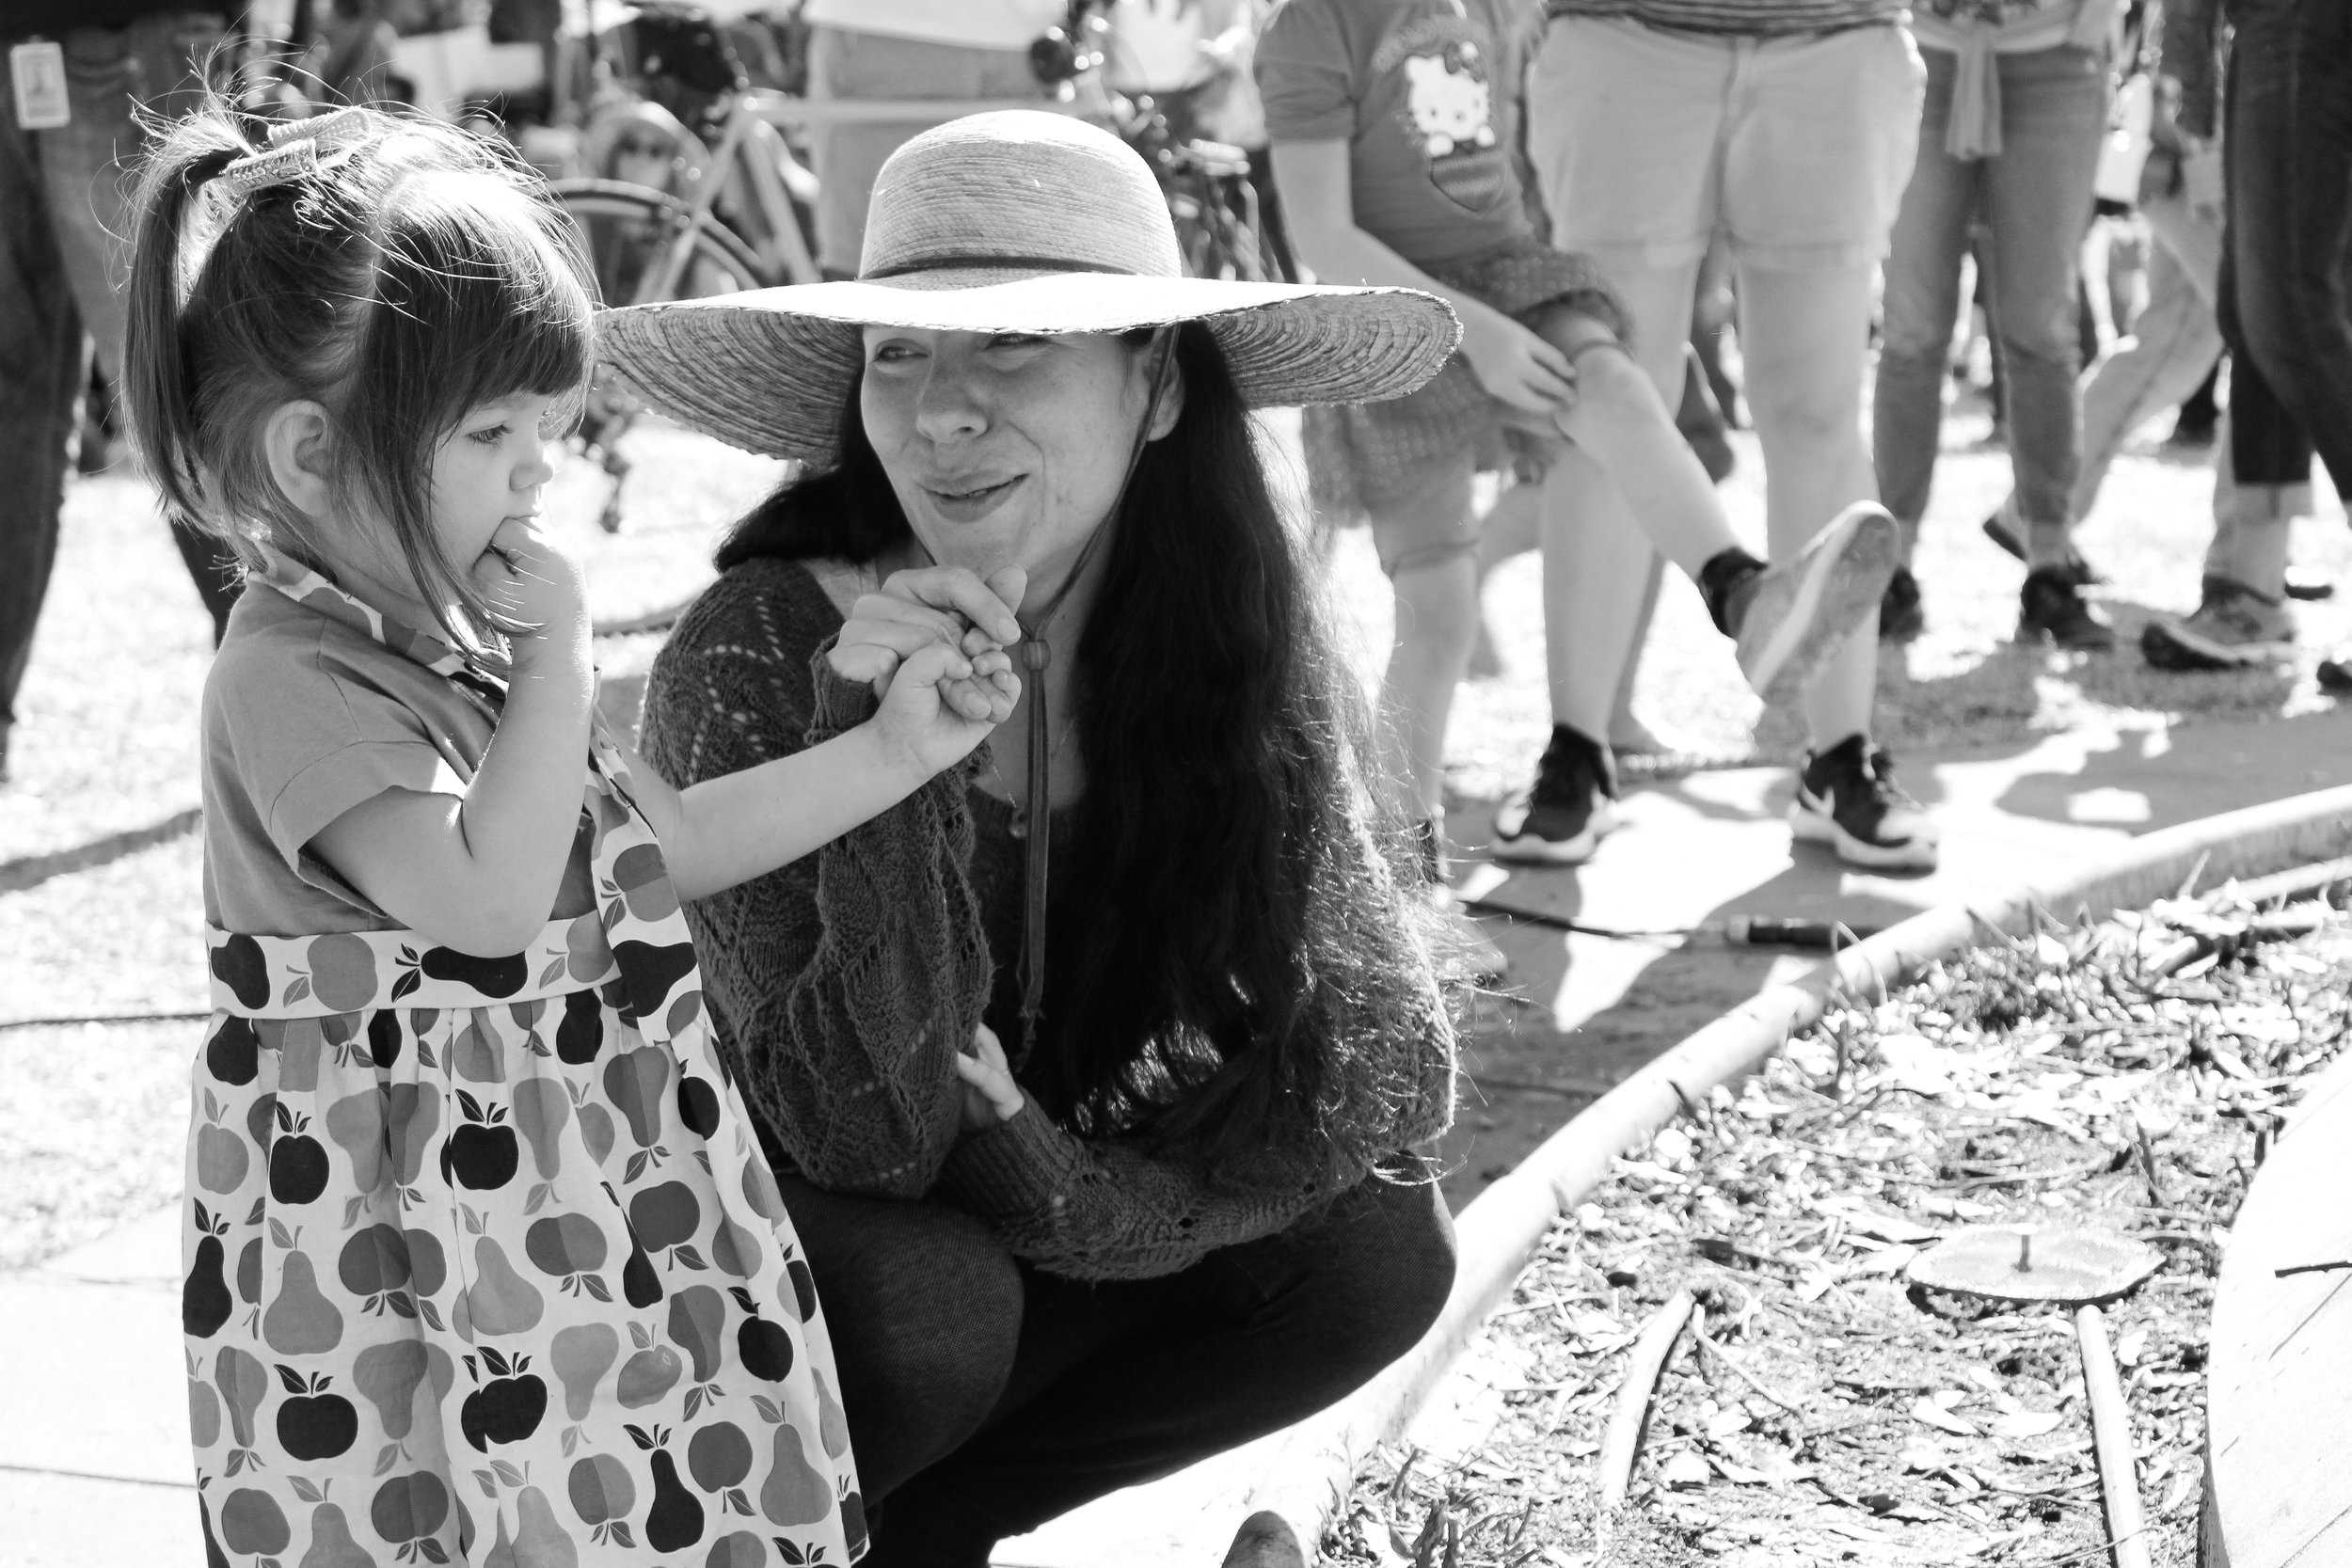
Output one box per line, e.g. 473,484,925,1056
858,326,1176,596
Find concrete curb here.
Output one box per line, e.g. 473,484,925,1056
1237,783,2352,1555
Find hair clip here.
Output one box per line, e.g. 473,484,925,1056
218,138,320,199
266,104,375,151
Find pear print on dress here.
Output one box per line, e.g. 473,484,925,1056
813,1369,850,1461
668,1284,727,1389
480,1484,579,1568
184,1201,235,1338
604,1046,672,1154
554,989,604,1065
705,1529,767,1568
631,1424,707,1553
353,1339,430,1443
276,1366,360,1460
510,1077,568,1184
385,1084,439,1188
459,1346,548,1449
188,1354,224,1448
451,1017,506,1085
264,1252,345,1355
324,1088,388,1193
207,1013,262,1086
461,1233,545,1337
211,934,270,1012
216,1345,271,1461
550,1322,619,1424
757,1419,831,1528
612,940,697,1022
297,1501,378,1568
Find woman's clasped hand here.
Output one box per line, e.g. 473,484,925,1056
830,562,1029,761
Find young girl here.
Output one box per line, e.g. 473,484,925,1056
126,103,1023,1566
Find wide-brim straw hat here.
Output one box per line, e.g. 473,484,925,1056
594,111,1460,464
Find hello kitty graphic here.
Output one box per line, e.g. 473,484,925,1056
1401,47,1495,160
1390,32,1510,214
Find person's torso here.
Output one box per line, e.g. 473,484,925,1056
200,583,594,939
1312,0,1540,266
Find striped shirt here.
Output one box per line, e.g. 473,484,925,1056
1542,0,1910,37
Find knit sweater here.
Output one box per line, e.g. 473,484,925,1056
637,555,1458,1282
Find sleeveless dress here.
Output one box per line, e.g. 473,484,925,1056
182,557,866,1566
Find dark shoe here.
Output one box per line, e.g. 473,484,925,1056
2317,651,2352,693
1494,726,1619,865
2019,567,2116,650
1789,736,1939,872
1722,503,1899,703
2284,573,2336,603
2139,578,2295,671
1879,563,1925,644
1980,511,2102,587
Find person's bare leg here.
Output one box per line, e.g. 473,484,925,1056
1737,262,1882,750
1469,478,1543,678
1369,458,1483,826
1536,260,1703,744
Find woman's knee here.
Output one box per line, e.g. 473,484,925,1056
1301,1178,1458,1368
780,1184,1024,1492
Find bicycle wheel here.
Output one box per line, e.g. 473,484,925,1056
548,182,768,531
548,178,770,308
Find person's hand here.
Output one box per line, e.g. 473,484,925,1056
868,639,1020,776
831,564,1026,698
956,1023,1024,1130
1454,299,1578,418
475,515,588,671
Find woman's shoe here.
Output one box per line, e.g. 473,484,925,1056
1724,502,1900,703
1789,736,1939,872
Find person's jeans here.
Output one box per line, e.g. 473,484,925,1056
776,1168,1456,1567
1875,42,2109,553
0,11,242,744
2216,0,2352,503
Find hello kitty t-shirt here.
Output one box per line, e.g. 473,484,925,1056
1257,0,1537,269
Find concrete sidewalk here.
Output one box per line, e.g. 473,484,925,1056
13,707,2349,1568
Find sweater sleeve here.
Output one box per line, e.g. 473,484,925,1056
936,809,1457,1282
638,564,989,1199
938,980,1454,1280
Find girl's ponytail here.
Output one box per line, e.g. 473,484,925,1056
122,103,252,544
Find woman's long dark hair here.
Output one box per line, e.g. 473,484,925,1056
717,325,1440,1187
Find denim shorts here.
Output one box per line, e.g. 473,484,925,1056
1526,16,1926,273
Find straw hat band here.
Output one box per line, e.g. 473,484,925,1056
863,253,1140,281
861,119,1184,280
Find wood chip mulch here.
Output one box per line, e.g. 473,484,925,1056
1327,890,2352,1568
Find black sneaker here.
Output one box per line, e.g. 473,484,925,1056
1879,564,1925,644
1789,736,1939,871
1494,727,1619,865
2019,567,2115,650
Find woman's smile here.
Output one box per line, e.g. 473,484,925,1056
922,472,1026,522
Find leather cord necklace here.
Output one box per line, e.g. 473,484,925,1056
997,328,1179,1058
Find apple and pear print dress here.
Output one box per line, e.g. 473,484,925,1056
183,554,865,1567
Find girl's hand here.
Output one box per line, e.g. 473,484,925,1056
872,641,1021,776
1455,300,1578,418
831,565,1026,696
475,516,589,670
956,1023,1024,1130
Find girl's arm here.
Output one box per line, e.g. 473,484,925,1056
1268,138,1576,416
309,520,597,956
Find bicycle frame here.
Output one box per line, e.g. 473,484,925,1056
633,89,1092,301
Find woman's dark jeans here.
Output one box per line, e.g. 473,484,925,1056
777,1169,1457,1567
2217,0,2352,499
